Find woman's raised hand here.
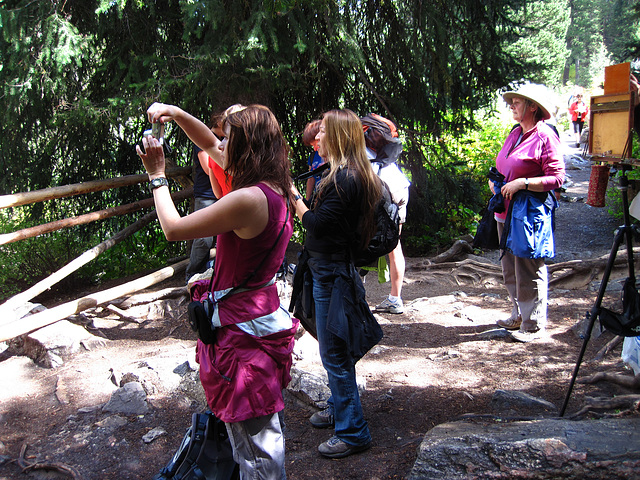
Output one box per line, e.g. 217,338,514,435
146,102,180,125
136,135,166,180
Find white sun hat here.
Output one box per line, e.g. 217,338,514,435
502,83,555,121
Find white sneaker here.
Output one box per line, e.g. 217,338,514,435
374,297,404,314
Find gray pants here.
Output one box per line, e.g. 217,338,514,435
497,222,548,332
185,197,216,282
225,411,286,480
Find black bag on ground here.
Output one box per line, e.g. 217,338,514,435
153,412,239,480
351,183,400,267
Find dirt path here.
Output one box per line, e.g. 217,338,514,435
1,134,637,480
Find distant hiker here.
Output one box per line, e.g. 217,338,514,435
492,84,565,343
302,119,325,200
568,90,589,147
185,105,244,283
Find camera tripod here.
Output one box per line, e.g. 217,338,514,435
560,163,637,416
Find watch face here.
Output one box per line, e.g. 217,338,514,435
150,178,168,190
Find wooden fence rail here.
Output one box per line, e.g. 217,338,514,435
0,187,192,245
0,166,191,209
0,167,197,340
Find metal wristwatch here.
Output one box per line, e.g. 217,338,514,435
524,178,529,190
149,177,169,191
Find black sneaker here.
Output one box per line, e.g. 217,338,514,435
309,408,334,428
318,436,371,458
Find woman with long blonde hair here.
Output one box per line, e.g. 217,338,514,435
291,108,383,459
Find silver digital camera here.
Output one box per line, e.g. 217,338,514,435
143,122,164,144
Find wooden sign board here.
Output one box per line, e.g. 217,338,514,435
589,62,634,159
589,93,633,157
604,62,631,95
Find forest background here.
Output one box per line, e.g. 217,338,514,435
0,0,639,301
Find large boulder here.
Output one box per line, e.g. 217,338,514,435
409,418,640,479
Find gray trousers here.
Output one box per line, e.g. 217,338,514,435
226,411,286,480
497,222,548,331
185,197,216,282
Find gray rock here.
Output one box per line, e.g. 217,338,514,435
95,415,128,430
287,366,331,406
491,389,557,415
173,360,194,376
476,328,511,340
178,370,207,408
409,418,640,479
142,426,167,444
102,382,150,415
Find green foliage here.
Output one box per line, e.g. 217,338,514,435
403,111,510,254
505,0,571,88
3,0,631,297
602,0,640,63
563,0,611,88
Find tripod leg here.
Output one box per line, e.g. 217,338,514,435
560,226,627,416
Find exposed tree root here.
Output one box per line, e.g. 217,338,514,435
568,394,640,419
18,443,84,479
407,241,640,290
592,335,624,362
578,371,640,390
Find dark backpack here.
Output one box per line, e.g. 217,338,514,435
351,181,400,267
153,412,239,480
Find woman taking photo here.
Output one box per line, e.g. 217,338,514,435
291,109,383,459
492,84,565,343
137,103,298,479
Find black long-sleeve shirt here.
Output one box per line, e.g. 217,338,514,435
302,168,363,254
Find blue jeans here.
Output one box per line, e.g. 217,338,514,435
308,258,371,446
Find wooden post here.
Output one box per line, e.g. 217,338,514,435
0,210,158,313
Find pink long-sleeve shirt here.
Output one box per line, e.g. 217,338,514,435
495,121,565,221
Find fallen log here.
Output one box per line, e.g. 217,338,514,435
0,210,158,314
0,166,191,209
0,258,189,342
0,187,193,245
110,285,190,309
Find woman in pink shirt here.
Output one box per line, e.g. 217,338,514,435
491,84,565,342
